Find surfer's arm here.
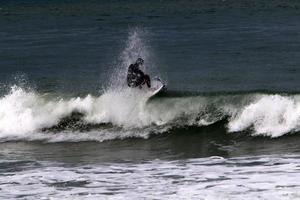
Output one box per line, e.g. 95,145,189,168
136,69,145,77
128,64,135,73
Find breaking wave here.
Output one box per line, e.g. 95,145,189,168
1,28,299,142
1,85,300,142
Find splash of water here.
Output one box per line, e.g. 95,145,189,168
108,28,152,90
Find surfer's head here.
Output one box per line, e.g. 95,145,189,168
136,58,144,65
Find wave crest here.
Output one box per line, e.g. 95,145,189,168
1,86,300,142
228,95,300,137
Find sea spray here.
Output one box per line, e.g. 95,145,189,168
108,28,153,90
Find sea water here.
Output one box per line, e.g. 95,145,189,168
1,0,300,199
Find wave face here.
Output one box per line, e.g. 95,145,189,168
1,28,300,142
1,85,300,142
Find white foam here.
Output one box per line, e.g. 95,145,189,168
2,85,300,142
228,95,300,137
0,86,93,138
0,86,219,142
1,155,300,199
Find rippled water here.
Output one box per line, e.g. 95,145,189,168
1,155,300,199
2,0,300,199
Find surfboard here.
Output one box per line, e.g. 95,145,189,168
145,77,166,98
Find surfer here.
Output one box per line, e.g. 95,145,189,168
127,58,151,88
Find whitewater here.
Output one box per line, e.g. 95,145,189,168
1,84,300,142
1,155,300,200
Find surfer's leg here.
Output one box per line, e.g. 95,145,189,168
144,75,151,88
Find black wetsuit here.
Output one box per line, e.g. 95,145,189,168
127,63,151,88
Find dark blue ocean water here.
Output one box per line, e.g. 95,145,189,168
1,0,300,94
1,1,300,199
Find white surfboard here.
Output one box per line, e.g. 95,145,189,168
143,77,166,98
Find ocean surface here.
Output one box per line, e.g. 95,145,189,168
1,0,300,199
